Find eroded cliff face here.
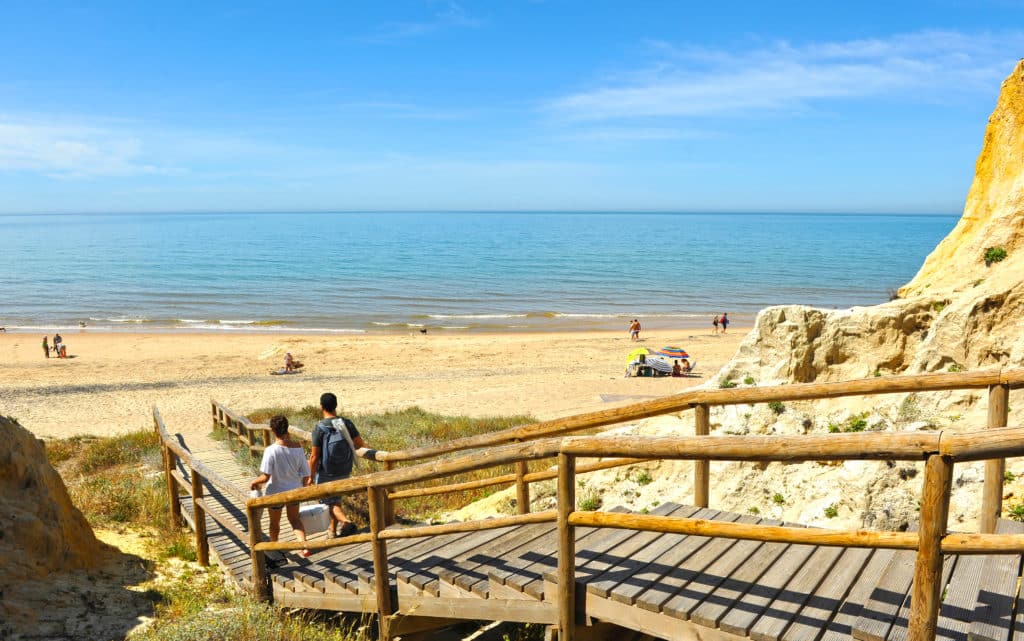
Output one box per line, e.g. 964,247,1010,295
0,415,109,634
900,60,1024,299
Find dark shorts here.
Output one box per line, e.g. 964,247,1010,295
316,471,349,506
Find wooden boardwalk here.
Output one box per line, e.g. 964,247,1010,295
173,442,1024,641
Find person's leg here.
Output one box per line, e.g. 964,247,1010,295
285,503,309,556
268,507,283,542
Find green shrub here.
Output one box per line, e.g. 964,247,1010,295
1006,471,1017,483
635,470,653,486
824,504,839,519
931,300,947,313
768,401,786,415
984,246,1008,266
845,413,869,432
828,423,840,433
1008,502,1024,522
873,369,882,378
947,364,963,373
743,376,755,385
772,493,785,505
748,506,760,515
719,378,737,389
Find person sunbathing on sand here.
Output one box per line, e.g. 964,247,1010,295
285,352,303,372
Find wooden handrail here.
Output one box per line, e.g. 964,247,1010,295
352,369,1024,463
155,407,250,505
569,511,921,550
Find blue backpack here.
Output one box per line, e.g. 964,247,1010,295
320,418,356,477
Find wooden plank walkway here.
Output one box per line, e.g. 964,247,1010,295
174,442,1024,641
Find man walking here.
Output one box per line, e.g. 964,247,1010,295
308,392,377,538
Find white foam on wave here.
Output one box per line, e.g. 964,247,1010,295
427,313,528,319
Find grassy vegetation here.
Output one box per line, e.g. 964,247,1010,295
241,405,541,521
743,376,756,385
44,428,197,561
719,378,738,389
984,246,1008,266
824,504,839,519
827,412,870,433
1007,502,1024,522
768,401,786,415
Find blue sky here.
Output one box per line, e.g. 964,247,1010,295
1,1,1021,214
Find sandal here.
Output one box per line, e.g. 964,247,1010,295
301,549,311,558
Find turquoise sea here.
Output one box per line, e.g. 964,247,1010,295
0,212,957,333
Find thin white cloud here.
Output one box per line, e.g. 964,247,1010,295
0,119,177,178
559,126,712,142
549,30,1024,121
361,1,481,44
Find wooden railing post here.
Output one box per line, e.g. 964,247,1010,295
163,444,183,528
515,439,531,514
191,467,210,566
382,461,396,526
247,504,269,601
981,383,1010,533
245,421,256,452
368,485,394,640
211,402,218,433
908,453,952,641
694,403,710,508
556,453,577,641
261,427,271,449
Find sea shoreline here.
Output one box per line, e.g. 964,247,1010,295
0,312,756,335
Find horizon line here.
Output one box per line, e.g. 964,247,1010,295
0,208,960,217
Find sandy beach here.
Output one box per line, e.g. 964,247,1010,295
1,328,747,443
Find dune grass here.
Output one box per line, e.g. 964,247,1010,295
44,428,197,560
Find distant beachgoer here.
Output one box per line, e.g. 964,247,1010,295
42,336,49,359
721,313,730,333
53,333,63,354
285,352,295,372
629,319,641,341
672,361,682,377
59,343,67,358
712,316,719,334
250,415,311,556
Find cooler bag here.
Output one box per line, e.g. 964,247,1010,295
299,504,330,533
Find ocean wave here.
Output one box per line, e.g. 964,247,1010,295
426,313,529,319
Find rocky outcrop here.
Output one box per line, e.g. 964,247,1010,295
1,415,109,633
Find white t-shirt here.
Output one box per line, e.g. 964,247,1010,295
259,443,310,495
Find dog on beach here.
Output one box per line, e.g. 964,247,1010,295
0,327,6,332
419,328,427,334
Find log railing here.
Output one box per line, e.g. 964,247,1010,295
155,407,253,567
214,369,1021,520
176,369,1024,641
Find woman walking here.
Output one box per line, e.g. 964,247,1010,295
250,415,311,556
